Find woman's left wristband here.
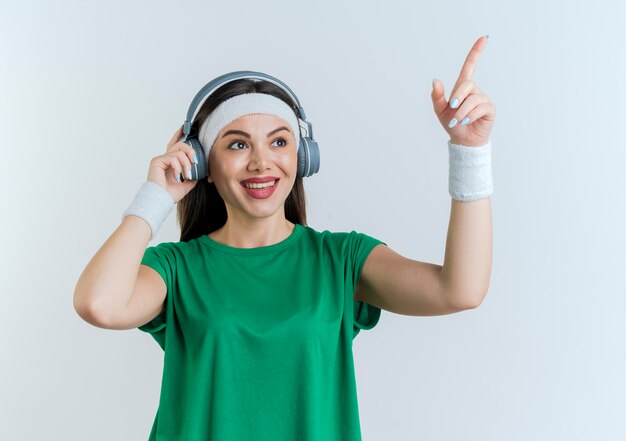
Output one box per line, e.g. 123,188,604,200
448,139,494,202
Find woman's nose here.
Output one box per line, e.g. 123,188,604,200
248,145,271,171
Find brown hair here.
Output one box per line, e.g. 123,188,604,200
177,78,308,242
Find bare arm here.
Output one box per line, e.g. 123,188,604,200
439,197,492,307
355,196,492,316
73,215,152,327
356,36,495,315
74,126,199,328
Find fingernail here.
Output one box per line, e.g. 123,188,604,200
193,154,198,164
187,170,192,180
450,97,459,109
460,117,470,126
176,173,180,183
448,118,457,128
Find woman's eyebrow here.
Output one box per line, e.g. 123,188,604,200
221,126,290,139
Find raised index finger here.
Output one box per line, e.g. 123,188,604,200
455,35,489,86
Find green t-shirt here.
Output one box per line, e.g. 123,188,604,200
137,223,386,440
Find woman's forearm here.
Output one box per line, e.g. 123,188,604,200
73,215,152,326
440,196,493,308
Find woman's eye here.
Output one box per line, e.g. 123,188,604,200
228,140,246,150
272,138,288,147
227,138,287,150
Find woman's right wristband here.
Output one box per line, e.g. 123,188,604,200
121,181,175,241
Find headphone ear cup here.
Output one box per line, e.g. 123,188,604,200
183,136,208,180
297,136,320,178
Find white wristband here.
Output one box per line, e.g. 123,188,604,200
448,139,494,202
122,181,175,240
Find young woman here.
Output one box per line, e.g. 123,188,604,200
74,35,495,441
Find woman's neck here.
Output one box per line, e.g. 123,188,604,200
208,218,295,248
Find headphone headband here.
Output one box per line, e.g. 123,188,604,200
182,70,308,137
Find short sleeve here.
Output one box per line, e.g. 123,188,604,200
349,231,387,338
137,243,174,350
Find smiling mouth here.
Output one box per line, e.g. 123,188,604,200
241,179,279,189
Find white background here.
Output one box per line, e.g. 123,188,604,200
1,0,625,439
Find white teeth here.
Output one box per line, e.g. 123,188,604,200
244,180,276,189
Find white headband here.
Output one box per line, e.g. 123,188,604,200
198,93,301,165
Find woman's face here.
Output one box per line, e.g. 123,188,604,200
207,113,299,223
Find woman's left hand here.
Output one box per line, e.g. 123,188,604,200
431,35,496,147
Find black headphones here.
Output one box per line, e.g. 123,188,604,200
179,70,320,180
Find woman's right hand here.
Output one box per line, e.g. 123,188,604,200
146,126,200,203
